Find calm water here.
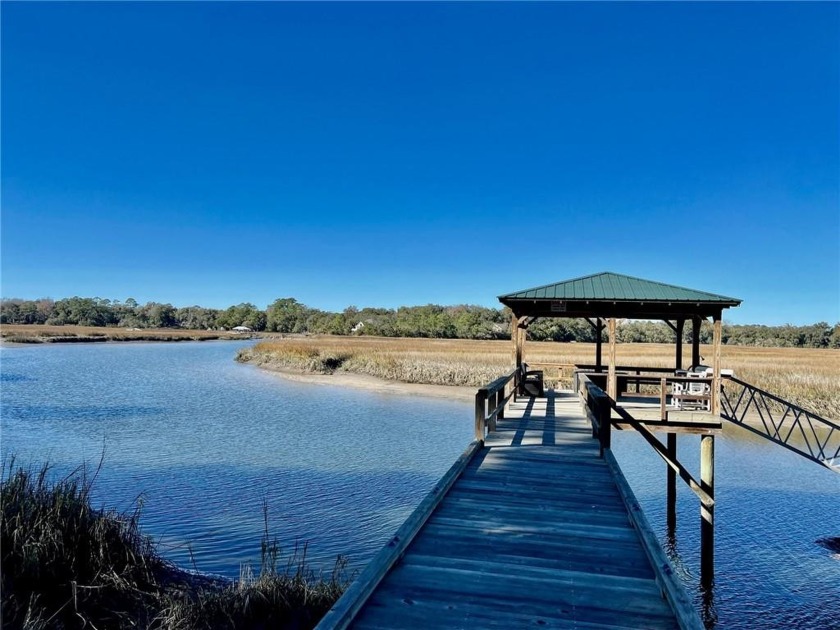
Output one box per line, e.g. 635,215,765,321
2,341,838,628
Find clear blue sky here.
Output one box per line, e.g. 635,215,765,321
2,2,838,325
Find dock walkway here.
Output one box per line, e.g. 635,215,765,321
319,391,699,629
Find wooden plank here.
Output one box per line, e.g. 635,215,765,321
470,463,605,478
475,446,603,462
444,488,631,515
449,482,625,506
365,563,676,619
425,514,645,544
416,526,652,565
613,419,721,433
354,592,678,630
409,525,655,572
404,543,657,581
436,496,636,526
400,554,667,596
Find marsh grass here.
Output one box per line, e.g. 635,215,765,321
239,336,840,419
1,456,165,629
0,324,237,344
1,459,349,630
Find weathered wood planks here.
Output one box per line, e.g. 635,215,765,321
316,391,702,630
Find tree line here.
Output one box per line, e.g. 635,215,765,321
1,296,838,348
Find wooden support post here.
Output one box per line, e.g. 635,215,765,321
712,313,722,415
519,325,528,370
675,319,685,371
607,318,617,400
667,433,677,533
595,318,603,372
474,389,487,442
660,377,668,420
513,366,519,403
511,313,521,368
598,396,611,457
487,390,498,433
692,316,702,368
700,434,715,588
497,383,505,420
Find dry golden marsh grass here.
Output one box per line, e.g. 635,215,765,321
0,324,245,343
240,336,840,419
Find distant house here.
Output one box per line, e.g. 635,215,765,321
232,326,253,333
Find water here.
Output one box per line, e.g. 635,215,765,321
0,341,473,577
611,428,840,629
2,341,839,628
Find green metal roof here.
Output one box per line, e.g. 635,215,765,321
499,272,741,305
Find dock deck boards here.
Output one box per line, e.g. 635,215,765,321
339,391,686,629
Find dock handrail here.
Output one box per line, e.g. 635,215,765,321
611,402,714,507
574,372,706,630
575,372,714,506
575,369,713,416
720,375,840,472
525,362,684,390
474,367,519,441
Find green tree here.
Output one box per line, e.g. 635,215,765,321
138,302,178,328
218,303,266,331
266,298,308,333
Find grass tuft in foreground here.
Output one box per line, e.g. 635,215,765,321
1,458,349,630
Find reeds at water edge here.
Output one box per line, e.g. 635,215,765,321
1,457,350,630
238,336,840,419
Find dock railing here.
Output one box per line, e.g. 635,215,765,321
521,361,577,388
474,367,519,441
575,371,717,596
574,368,713,416
720,375,840,472
524,362,690,392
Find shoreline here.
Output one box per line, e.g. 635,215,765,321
0,336,250,347
0,323,263,345
250,364,477,402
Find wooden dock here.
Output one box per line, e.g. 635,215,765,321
317,391,702,630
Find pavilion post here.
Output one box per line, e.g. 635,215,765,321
607,318,617,400
675,319,685,371
692,316,702,368
595,318,603,372
511,313,521,369
712,313,722,415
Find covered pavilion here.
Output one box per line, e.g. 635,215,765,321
498,271,742,413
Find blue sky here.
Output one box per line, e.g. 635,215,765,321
2,2,838,325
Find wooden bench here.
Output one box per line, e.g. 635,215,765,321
519,364,544,397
